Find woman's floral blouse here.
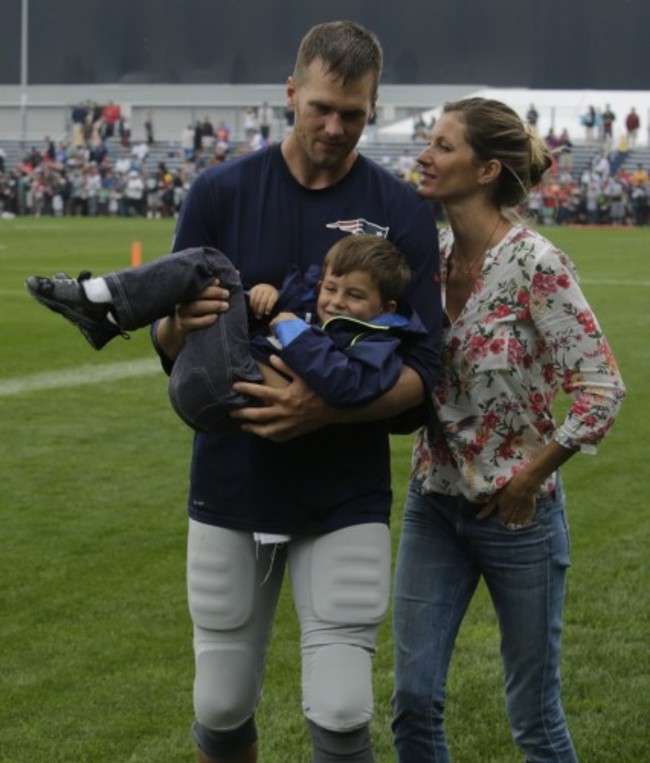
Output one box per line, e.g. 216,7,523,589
413,224,626,502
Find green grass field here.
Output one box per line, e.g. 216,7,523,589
1,218,648,762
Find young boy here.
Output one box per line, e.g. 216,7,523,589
26,235,430,432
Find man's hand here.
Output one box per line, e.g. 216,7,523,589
231,356,331,442
157,280,229,361
174,281,230,332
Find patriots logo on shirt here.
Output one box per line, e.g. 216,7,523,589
326,219,389,237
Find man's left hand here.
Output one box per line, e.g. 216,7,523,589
231,356,331,442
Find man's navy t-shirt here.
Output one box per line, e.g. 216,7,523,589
168,143,441,534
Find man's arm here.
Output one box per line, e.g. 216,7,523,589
154,282,230,362
231,356,424,442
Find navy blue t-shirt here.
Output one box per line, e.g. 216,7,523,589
168,143,441,534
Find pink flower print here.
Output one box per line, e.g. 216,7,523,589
481,411,500,430
507,337,525,365
467,333,489,361
556,273,571,289
529,391,546,414
576,309,598,334
489,337,506,356
497,436,516,460
571,396,591,416
532,271,558,296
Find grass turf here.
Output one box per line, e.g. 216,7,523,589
0,218,648,761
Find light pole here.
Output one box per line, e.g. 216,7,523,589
20,0,29,144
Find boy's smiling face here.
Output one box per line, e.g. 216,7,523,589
316,266,395,324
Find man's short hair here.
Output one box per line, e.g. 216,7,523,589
294,21,383,102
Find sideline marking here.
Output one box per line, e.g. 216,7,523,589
0,358,161,397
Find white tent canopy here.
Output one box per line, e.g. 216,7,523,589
379,88,650,147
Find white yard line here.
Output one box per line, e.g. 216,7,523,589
0,358,161,397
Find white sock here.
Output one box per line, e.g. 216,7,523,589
82,277,112,303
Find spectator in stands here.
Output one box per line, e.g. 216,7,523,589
200,116,215,153
585,179,600,224
396,148,416,184
366,109,378,142
556,128,573,177
243,106,258,139
114,150,133,176
102,101,121,139
124,169,145,216
625,107,640,148
54,142,68,166
85,163,102,216
284,105,295,135
216,121,231,149
605,173,626,225
70,168,87,216
631,162,649,188
526,103,539,130
582,105,596,142
594,152,611,184
412,114,428,141
0,146,5,174
181,123,195,160
144,111,155,146
544,128,560,175
601,104,616,147
259,101,272,142
631,179,648,226
131,141,150,167
119,116,131,148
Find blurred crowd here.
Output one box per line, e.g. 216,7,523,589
0,99,648,226
0,100,287,220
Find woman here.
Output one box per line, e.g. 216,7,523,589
391,98,626,762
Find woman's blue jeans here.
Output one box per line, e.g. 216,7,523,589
392,478,578,762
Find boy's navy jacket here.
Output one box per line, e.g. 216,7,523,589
252,309,431,408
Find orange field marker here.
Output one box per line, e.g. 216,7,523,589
131,241,142,267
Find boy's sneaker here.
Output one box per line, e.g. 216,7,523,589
25,271,126,350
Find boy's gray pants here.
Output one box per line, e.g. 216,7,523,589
104,247,263,432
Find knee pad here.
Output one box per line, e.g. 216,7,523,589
192,717,257,760
188,524,263,729
303,643,374,731
194,643,260,731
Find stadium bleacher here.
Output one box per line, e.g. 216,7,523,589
2,135,648,184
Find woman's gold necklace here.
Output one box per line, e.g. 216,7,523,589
452,216,502,278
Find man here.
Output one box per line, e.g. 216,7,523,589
625,107,640,147
154,21,442,763
601,104,616,146
526,103,539,131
